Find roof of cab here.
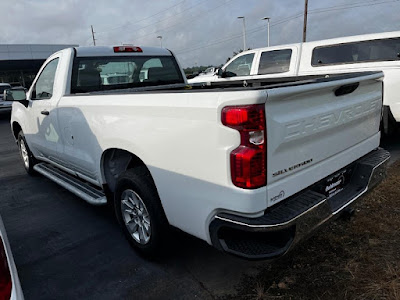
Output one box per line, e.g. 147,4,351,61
74,46,172,57
230,30,400,59
303,30,400,47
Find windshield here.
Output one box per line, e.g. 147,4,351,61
71,56,184,93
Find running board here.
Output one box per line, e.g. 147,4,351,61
33,163,107,206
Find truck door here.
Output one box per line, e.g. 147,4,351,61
24,57,61,162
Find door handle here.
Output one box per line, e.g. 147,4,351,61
334,83,359,97
41,110,50,116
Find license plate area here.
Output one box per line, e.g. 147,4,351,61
313,166,354,199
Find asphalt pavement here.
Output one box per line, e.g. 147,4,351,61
0,110,399,300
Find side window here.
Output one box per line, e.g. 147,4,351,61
32,58,59,100
258,49,292,75
312,44,354,66
224,53,255,77
312,37,400,66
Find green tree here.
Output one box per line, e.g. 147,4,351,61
183,65,213,76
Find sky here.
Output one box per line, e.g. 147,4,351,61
1,0,400,67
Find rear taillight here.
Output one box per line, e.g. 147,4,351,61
222,104,266,189
0,237,11,300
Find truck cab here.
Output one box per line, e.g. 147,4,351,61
188,44,299,84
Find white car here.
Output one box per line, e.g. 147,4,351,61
8,45,389,259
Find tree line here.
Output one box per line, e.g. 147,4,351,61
183,49,249,76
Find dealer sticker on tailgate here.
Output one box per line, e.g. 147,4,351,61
324,169,349,198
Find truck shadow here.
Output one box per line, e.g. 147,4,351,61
159,226,265,296
0,111,11,122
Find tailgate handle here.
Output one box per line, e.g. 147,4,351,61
334,83,359,97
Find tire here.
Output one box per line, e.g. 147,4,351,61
114,167,169,257
17,131,37,175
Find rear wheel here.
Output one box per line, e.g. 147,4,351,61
114,167,169,257
121,189,152,245
17,131,36,175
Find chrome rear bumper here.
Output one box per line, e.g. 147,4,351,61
209,148,390,260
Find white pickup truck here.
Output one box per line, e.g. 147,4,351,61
7,45,389,259
189,31,400,136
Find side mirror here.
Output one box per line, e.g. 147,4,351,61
3,89,26,101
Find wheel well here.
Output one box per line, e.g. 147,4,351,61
12,122,22,140
101,149,150,192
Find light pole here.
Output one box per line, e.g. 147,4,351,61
262,17,270,47
303,0,308,42
157,35,163,48
237,16,247,50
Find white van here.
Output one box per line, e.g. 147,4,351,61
188,31,400,135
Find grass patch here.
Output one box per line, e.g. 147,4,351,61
222,160,400,300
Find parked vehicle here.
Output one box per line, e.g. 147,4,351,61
187,67,218,82
0,86,27,113
0,83,12,112
188,31,400,135
7,45,389,259
199,67,217,76
0,215,24,300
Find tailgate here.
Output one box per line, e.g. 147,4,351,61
265,72,383,207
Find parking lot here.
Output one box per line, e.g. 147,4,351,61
1,110,399,300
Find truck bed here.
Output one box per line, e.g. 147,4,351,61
71,71,381,95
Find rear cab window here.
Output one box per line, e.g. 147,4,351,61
258,49,292,75
71,55,184,93
312,37,400,66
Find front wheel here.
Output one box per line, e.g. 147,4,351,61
114,167,169,257
17,131,36,175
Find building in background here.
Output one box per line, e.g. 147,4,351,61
0,44,78,88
